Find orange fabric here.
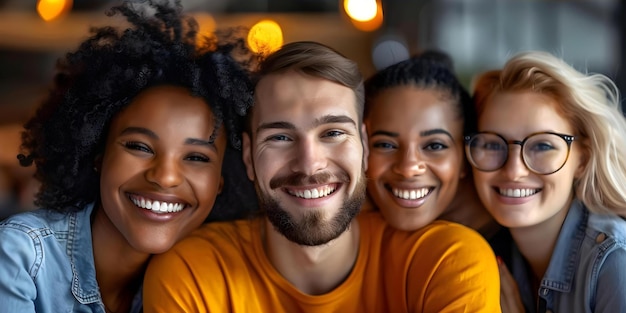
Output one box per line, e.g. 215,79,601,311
143,211,501,313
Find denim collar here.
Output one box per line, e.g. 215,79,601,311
540,199,587,292
67,203,101,304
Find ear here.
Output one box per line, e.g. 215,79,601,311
242,132,256,181
360,123,369,172
218,176,224,194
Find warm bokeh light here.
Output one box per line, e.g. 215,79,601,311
37,0,72,22
193,13,216,41
348,1,383,32
344,0,378,22
247,20,283,56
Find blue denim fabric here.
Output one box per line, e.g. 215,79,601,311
0,204,142,313
510,200,626,313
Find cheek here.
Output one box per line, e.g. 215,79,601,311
99,155,135,192
189,168,221,192
471,170,493,193
366,154,392,179
252,152,281,185
345,143,366,169
545,171,576,198
430,156,463,183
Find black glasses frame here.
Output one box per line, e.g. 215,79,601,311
464,131,576,175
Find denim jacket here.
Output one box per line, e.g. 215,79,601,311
510,200,626,313
0,204,142,313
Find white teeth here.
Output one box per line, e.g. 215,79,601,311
130,196,185,214
392,188,430,200
498,188,538,198
289,186,335,199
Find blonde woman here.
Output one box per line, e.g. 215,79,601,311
468,51,626,312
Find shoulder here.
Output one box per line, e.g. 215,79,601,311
145,219,259,305
594,248,626,310
155,218,256,262
0,210,66,280
585,207,626,245
188,218,254,244
0,209,61,236
359,211,494,257
414,221,495,257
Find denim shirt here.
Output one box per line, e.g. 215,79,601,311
0,204,142,313
510,200,626,313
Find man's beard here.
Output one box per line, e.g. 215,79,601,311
257,170,367,246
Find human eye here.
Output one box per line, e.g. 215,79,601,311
372,141,396,150
123,141,152,153
266,134,292,142
424,142,448,151
528,141,555,152
185,153,210,163
483,141,506,151
322,130,346,138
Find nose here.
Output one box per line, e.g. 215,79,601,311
145,156,184,189
501,144,529,180
290,137,328,175
392,146,426,178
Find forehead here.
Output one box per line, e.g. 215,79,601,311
112,85,223,141
120,85,211,122
368,87,459,125
252,71,358,130
480,91,574,135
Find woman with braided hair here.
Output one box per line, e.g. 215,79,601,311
0,1,255,312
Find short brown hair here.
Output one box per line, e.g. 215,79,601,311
252,41,364,124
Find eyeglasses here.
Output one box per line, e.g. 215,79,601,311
464,132,576,175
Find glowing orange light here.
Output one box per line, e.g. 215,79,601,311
193,13,216,42
344,0,377,22
37,0,72,22
247,20,283,56
347,1,383,32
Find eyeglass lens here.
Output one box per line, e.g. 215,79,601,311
467,133,570,174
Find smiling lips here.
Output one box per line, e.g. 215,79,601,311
287,185,337,199
129,195,186,213
497,188,540,198
392,187,431,200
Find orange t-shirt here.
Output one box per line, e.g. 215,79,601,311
144,211,501,312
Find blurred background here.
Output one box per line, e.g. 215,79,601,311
0,0,624,218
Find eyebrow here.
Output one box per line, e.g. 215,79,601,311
120,126,217,151
255,114,357,133
370,128,453,140
420,128,453,139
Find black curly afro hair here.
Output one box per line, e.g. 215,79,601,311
19,0,257,215
364,50,476,136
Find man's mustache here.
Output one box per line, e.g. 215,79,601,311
269,172,350,189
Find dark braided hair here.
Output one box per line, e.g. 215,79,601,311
364,50,476,136
18,0,256,215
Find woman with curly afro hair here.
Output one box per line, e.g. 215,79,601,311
0,0,256,312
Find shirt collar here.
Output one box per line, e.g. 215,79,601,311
541,199,587,292
69,203,102,303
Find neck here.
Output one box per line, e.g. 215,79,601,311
263,218,360,295
509,201,571,280
91,206,150,313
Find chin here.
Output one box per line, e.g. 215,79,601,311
135,238,177,255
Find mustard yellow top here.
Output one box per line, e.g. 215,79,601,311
143,211,501,313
